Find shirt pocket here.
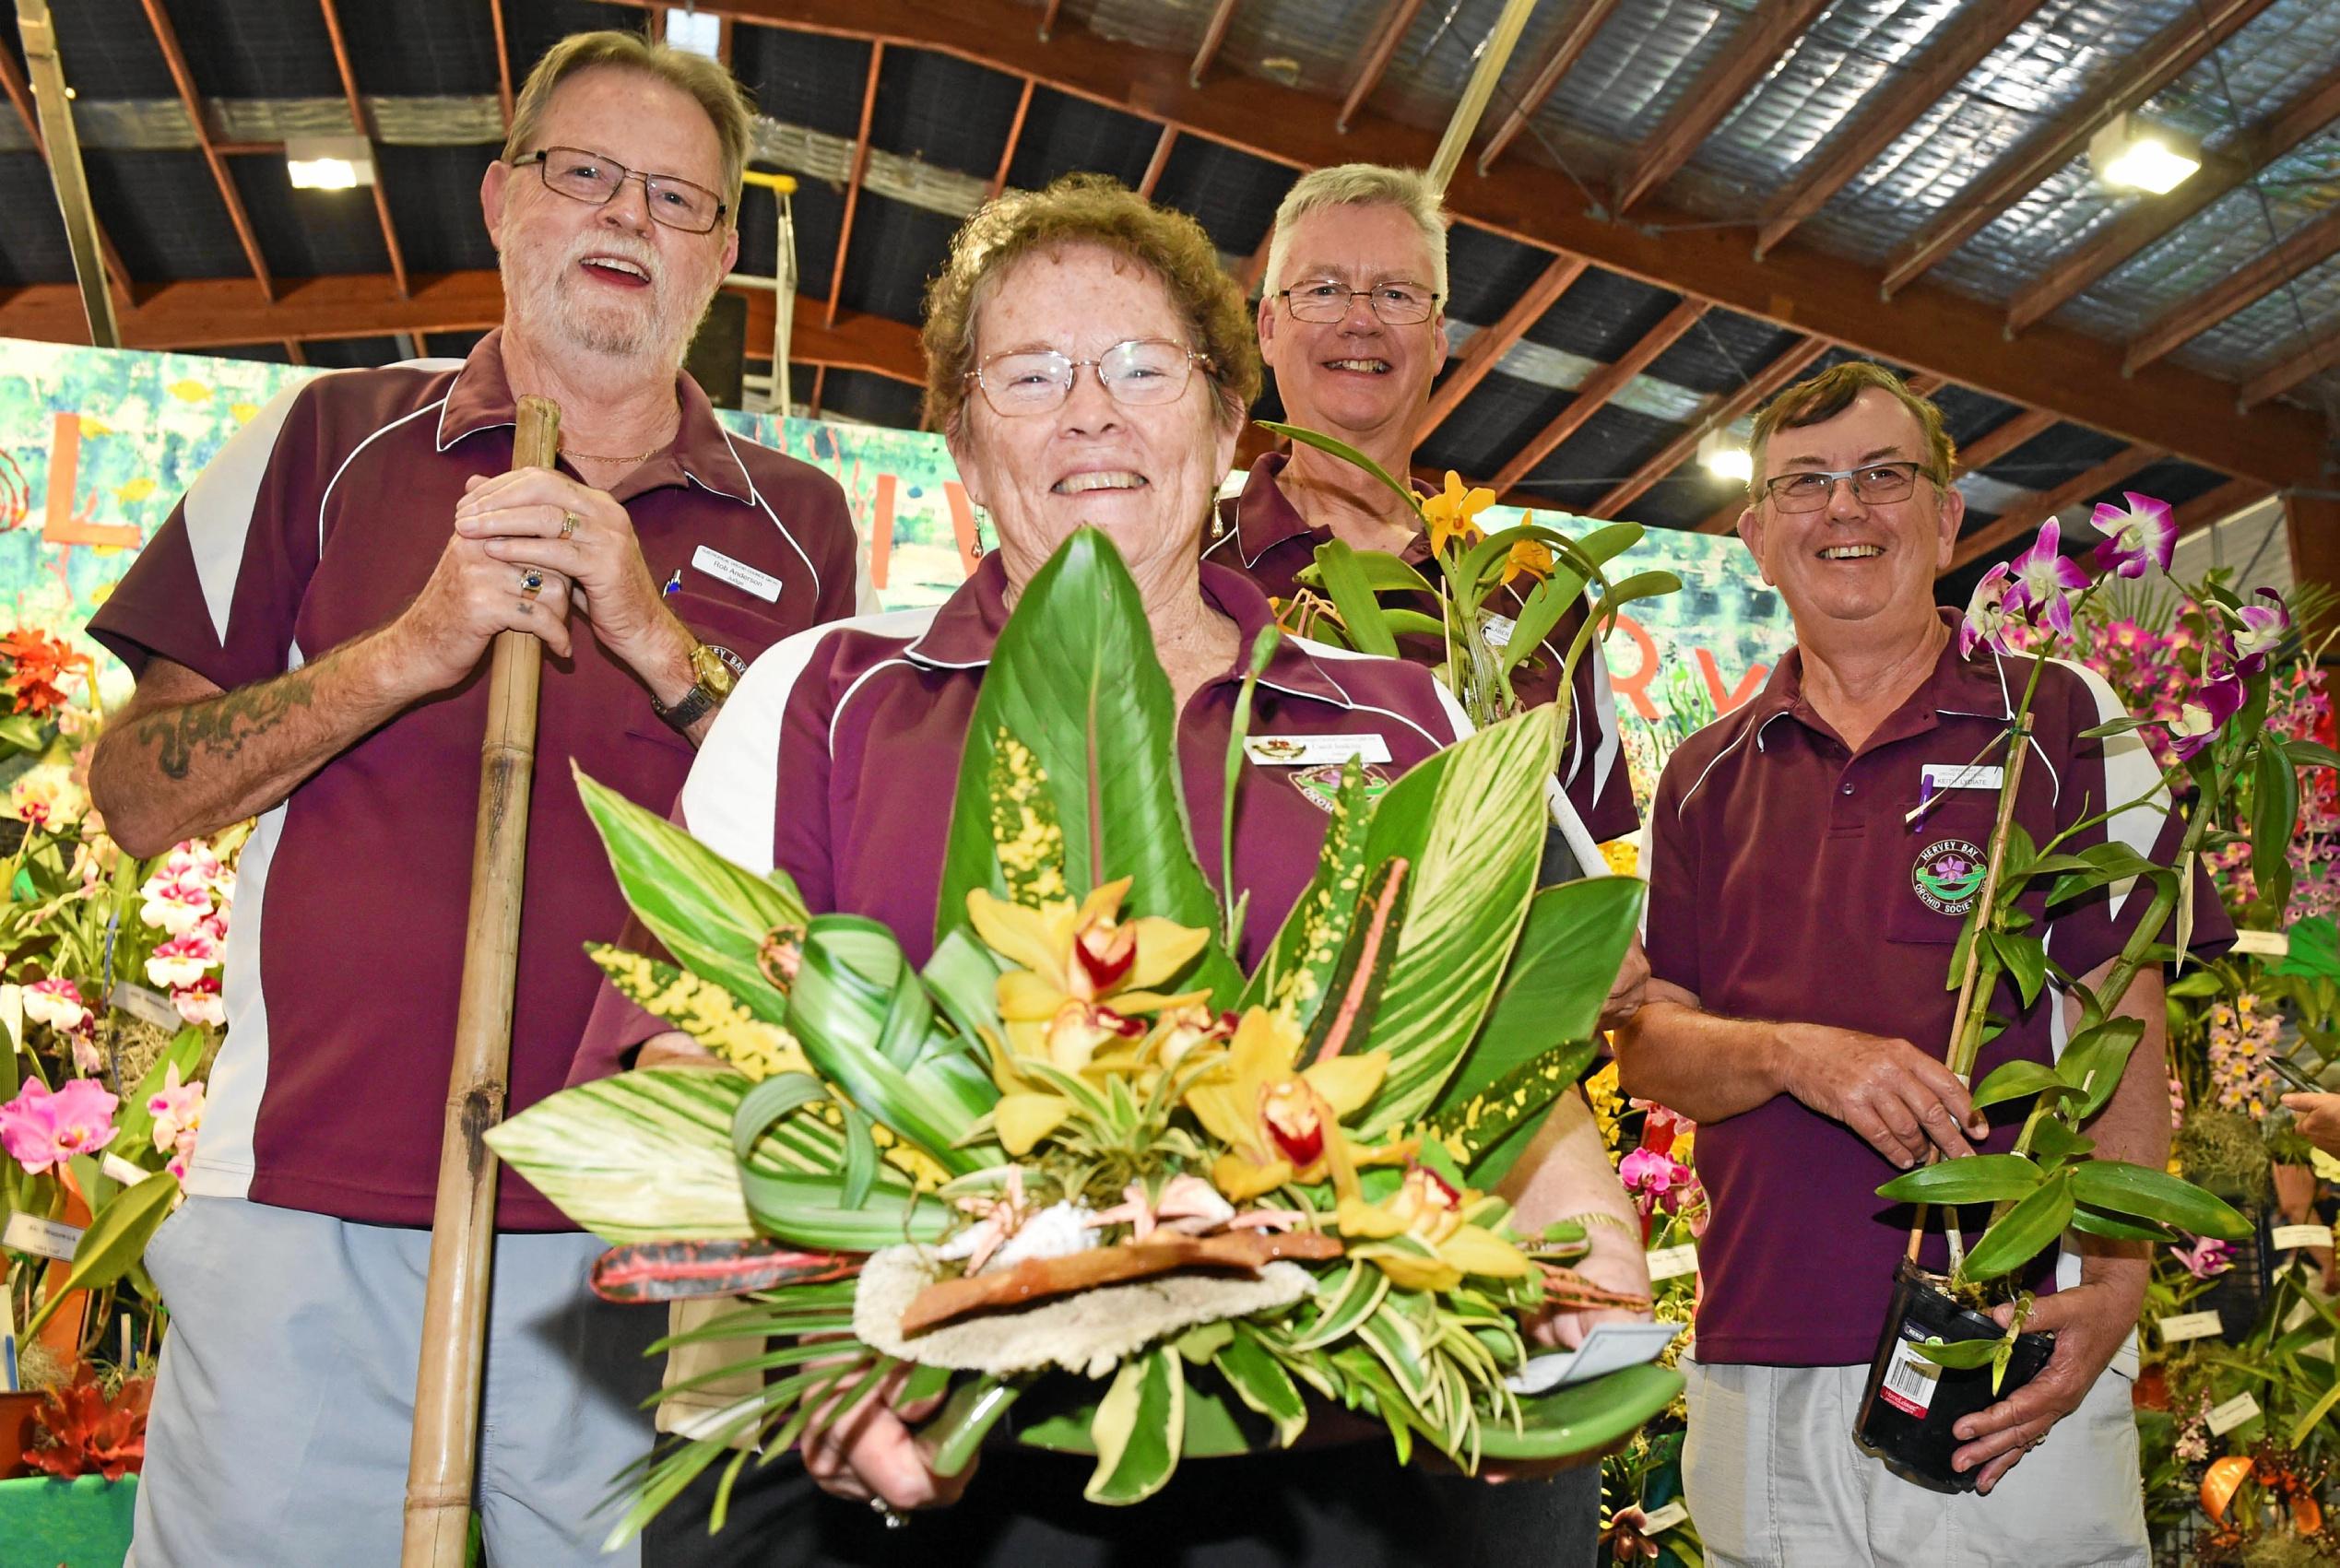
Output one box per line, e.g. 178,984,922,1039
1885,798,1999,945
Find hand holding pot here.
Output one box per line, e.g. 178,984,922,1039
1949,1270,2142,1493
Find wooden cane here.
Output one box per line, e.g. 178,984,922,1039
401,395,560,1565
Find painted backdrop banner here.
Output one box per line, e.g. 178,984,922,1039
0,337,1793,803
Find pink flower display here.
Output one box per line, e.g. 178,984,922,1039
2089,492,2176,580
1619,1148,1694,1215
1959,562,2020,658
147,1063,206,1159
171,976,224,1029
2166,670,2245,762
0,1078,120,1175
21,976,89,1032
2224,588,2291,676
145,929,220,991
2005,520,2090,636
2170,1234,2233,1279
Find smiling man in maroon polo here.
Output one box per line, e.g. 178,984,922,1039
86,32,859,1567
1617,363,2224,1566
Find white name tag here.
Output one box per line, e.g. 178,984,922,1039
1639,1500,1690,1533
2158,1309,2224,1345
2207,1391,2263,1435
1922,762,2004,793
109,981,180,1031
1646,1243,1698,1280
691,545,782,603
1243,734,1391,767
3,1212,83,1263
2272,1223,2334,1250
1480,613,1516,650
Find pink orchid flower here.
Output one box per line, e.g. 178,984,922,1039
2167,670,2246,761
2170,1234,2232,1279
171,977,225,1029
0,1078,120,1175
145,930,220,990
1959,562,2020,657
148,1063,206,1156
2225,588,2291,675
1619,1148,1693,1213
2089,492,2176,579
21,976,88,1032
2006,520,2090,636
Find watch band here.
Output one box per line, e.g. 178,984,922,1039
655,681,718,732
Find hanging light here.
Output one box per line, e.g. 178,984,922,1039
1698,429,1753,484
286,134,373,191
2089,114,2200,195
665,6,722,58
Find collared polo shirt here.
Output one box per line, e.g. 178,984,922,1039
89,330,861,1229
1209,452,1638,843
1641,611,2231,1364
569,552,1535,1084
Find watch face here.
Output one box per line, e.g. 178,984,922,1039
695,643,744,697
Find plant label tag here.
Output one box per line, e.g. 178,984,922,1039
1639,1500,1690,1533
2,1212,82,1263
2229,928,2287,957
1481,613,1516,650
99,1152,150,1188
1921,762,2004,793
1645,1243,1698,1280
1243,734,1392,767
2272,1224,2334,1250
691,546,782,603
1502,1321,1678,1394
0,984,20,1056
1879,1333,1942,1420
109,981,181,1031
2158,1310,2224,1345
2207,1391,2262,1436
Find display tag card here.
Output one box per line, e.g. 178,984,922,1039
1639,1500,1690,1533
2207,1392,2263,1436
1503,1321,1679,1395
1243,734,1391,767
2157,1310,2224,1345
109,981,181,1031
1921,762,2004,793
2,1212,82,1263
2272,1224,2334,1250
100,1152,151,1188
691,546,782,603
1480,614,1516,650
1646,1243,1698,1280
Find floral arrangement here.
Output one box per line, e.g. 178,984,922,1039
488,530,1675,1540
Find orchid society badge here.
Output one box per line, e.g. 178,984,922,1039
1911,838,1985,915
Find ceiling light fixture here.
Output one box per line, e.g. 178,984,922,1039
286,134,374,191
2088,113,2200,195
1698,429,1753,484
666,7,722,59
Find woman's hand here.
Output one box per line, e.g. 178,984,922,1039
799,1365,975,1513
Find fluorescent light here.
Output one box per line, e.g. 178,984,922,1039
666,8,723,58
1698,430,1752,483
2089,114,2200,195
285,134,374,191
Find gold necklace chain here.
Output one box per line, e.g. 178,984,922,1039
565,444,659,466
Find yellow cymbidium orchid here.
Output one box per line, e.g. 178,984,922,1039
1421,471,1495,557
1182,1008,1401,1203
1501,536,1554,586
1336,1164,1532,1293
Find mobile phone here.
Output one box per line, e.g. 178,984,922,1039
2268,1054,2326,1094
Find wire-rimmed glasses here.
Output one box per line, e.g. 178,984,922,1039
1760,460,1938,513
1274,279,1440,325
512,147,728,234
966,338,1212,417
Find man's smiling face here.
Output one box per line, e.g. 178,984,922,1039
1258,202,1448,444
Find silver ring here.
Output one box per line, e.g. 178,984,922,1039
869,1497,908,1530
560,511,580,541
520,568,546,597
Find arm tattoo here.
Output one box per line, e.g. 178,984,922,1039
133,673,319,781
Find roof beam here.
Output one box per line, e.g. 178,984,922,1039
988,77,1034,198
1592,335,1828,516
1476,0,1619,174
1337,0,1424,134
490,0,515,128
826,41,884,330
0,271,928,383
0,15,134,312
1189,0,1238,87
1755,0,2046,261
1948,445,2164,570
2005,59,2340,335
1137,125,1177,198
1416,254,1585,443
137,0,275,301
1488,299,1706,491
317,0,409,299
2123,204,2340,375
1612,0,1832,216
1883,0,2278,298
2240,331,2340,411
692,0,2329,490
1036,0,1066,42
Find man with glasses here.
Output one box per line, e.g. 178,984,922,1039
1211,163,1640,855
88,30,860,1566
1616,363,2223,1564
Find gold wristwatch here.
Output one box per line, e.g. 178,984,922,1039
653,641,741,732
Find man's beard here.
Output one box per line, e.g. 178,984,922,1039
500,234,708,371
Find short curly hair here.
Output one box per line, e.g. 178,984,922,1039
921,174,1261,437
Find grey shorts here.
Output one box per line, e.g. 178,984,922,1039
127,1196,662,1568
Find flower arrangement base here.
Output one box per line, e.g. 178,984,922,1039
1853,1261,2052,1493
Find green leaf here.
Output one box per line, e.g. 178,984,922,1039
2252,737,2300,917
1959,1169,2074,1282
19,1173,179,1341
2080,715,2154,739
1429,1039,1605,1187
1476,1362,1684,1462
2285,737,2340,773
1256,421,1422,515
575,769,803,1025
1990,931,2048,1009
1243,760,1376,1031
2056,1016,2146,1121
1214,1331,1307,1448
1306,549,1439,597
2067,1204,2169,1242
2028,1116,2094,1166
1434,878,1644,1116
933,529,1239,1003
1314,539,1400,657
2069,1160,2251,1240
1876,1153,2045,1205
1085,1346,1185,1504
1593,571,1684,625
1910,1337,2004,1370
1968,1058,2062,1112
1290,1259,1389,1350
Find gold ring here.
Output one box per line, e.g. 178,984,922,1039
560,511,580,541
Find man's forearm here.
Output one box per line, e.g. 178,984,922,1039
1613,997,1789,1125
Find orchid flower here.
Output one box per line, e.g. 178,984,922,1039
2166,670,2246,761
2089,492,2176,580
1500,536,1554,587
1959,562,2021,657
1181,1008,1401,1202
2006,520,2090,636
22,976,89,1033
2170,1233,2233,1280
148,1063,207,1157
2224,588,2291,675
1335,1163,1533,1293
1421,471,1495,556
0,1078,119,1175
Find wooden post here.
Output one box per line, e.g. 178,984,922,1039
401,395,559,1565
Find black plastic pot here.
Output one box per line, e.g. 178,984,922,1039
1852,1260,2054,1493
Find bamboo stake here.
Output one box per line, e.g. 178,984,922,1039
401,395,559,1565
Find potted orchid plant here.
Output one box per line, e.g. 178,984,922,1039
1852,495,2332,1489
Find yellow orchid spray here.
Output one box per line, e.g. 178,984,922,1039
1181,1007,1407,1202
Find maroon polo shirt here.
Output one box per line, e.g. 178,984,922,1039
89,331,861,1230
1641,612,2231,1364
571,553,1469,1081
1209,452,1638,843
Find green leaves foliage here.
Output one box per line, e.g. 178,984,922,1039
2068,1160,2251,1241
20,1172,179,1341
1877,1154,2045,1206
1085,1346,1186,1504
1960,1169,2074,1282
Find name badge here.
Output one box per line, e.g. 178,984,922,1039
1921,762,2003,793
691,546,782,603
1244,734,1391,767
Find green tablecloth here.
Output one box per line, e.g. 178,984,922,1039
0,1473,136,1567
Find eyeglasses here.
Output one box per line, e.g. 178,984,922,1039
966,339,1212,417
1760,461,1938,513
513,147,728,234
1276,279,1440,325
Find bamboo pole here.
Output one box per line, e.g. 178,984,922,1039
401,395,560,1564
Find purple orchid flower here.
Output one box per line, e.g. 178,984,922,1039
2170,1234,2233,1280
1959,561,2020,657
2165,669,2245,761
2225,588,2291,676
2089,492,2177,580
2006,519,2090,637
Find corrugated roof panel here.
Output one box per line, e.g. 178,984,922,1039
819,366,924,429
1103,0,1378,104
0,157,74,287
1519,401,1690,512
736,175,845,308
1527,0,1745,151
872,52,1023,183
80,149,248,280
2170,253,2340,381
2108,457,2233,513
230,159,391,279
833,193,960,321
375,144,502,274
1526,268,1679,360
499,2,640,85
1981,420,2125,490
339,0,495,98
45,0,175,100
1004,88,1157,191
1420,372,1561,477
1151,139,1292,259
1439,225,1557,327
1640,308,1798,395
738,29,877,143
168,0,343,100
